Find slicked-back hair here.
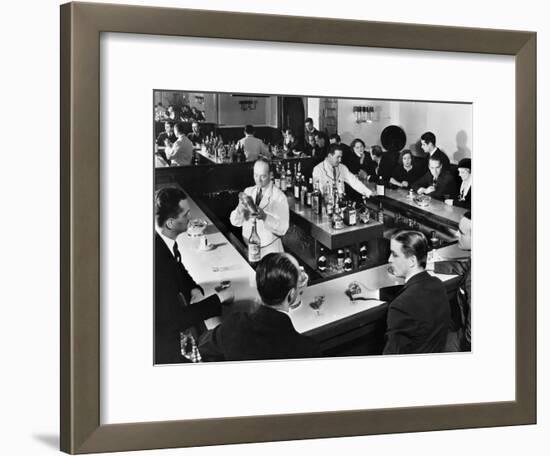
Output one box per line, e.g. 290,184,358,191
155,187,187,228
421,131,436,146
174,121,186,135
314,131,327,141
371,145,383,158
350,138,366,150
244,124,255,135
428,155,442,166
328,143,344,155
329,133,341,143
256,253,299,307
305,117,314,125
392,230,429,268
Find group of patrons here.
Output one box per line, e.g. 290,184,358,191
155,102,206,123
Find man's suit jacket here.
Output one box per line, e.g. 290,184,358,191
155,233,221,364
198,305,321,361
412,170,457,200
383,271,451,355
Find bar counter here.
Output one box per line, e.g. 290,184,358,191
175,189,460,353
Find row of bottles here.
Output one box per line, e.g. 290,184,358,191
316,244,370,273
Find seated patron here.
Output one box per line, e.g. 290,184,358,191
429,212,472,351
198,253,321,361
237,125,270,162
420,131,451,171
369,145,398,182
312,144,374,198
389,149,424,189
313,131,329,163
329,133,352,157
445,158,471,208
304,117,318,138
187,121,204,145
350,231,451,354
156,121,177,149
412,156,457,200
343,138,376,181
282,128,304,157
154,187,234,364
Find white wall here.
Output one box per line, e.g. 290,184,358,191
338,99,473,163
1,1,547,456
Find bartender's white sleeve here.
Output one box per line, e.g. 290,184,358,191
229,205,245,227
342,165,373,196
262,192,289,237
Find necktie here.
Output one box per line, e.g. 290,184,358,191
172,241,182,263
460,187,465,200
333,166,337,181
255,188,263,206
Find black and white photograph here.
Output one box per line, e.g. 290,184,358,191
153,90,473,364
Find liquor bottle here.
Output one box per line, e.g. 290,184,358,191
344,249,353,272
306,178,313,207
337,248,345,270
337,178,345,199
280,165,287,191
300,175,308,206
359,243,368,265
311,181,322,215
248,216,261,264
286,164,292,191
332,202,344,230
343,201,357,226
294,171,301,200
377,202,384,224
274,166,281,189
377,175,385,196
317,247,328,272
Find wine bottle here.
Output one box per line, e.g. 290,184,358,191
248,216,261,264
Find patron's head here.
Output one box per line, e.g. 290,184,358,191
326,144,344,168
253,159,271,189
389,231,429,279
457,212,472,251
164,121,174,135
400,149,413,168
174,122,186,138
458,158,471,182
155,187,190,238
428,157,443,180
314,132,327,149
256,253,300,311
420,131,437,154
329,133,341,145
350,138,366,157
191,121,200,134
284,128,295,142
305,117,315,133
244,124,255,136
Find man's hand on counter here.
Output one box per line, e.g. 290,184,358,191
346,281,380,301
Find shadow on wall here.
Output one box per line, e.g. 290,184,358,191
453,130,471,162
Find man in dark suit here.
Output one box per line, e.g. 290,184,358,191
155,187,233,364
349,231,451,354
412,156,457,200
430,212,472,351
420,131,451,171
199,253,321,361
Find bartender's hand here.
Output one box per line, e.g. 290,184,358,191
444,199,454,206
425,186,436,194
189,287,204,304
358,169,368,181
363,188,373,198
401,181,409,188
216,288,235,306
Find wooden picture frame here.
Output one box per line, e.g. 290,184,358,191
60,2,536,453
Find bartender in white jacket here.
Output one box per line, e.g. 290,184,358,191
312,144,374,197
230,159,289,258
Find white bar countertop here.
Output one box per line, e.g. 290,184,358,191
175,192,459,335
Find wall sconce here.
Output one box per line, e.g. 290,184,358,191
239,99,258,111
353,105,375,123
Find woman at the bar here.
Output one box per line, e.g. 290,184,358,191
343,138,376,182
389,149,424,189
445,158,471,208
